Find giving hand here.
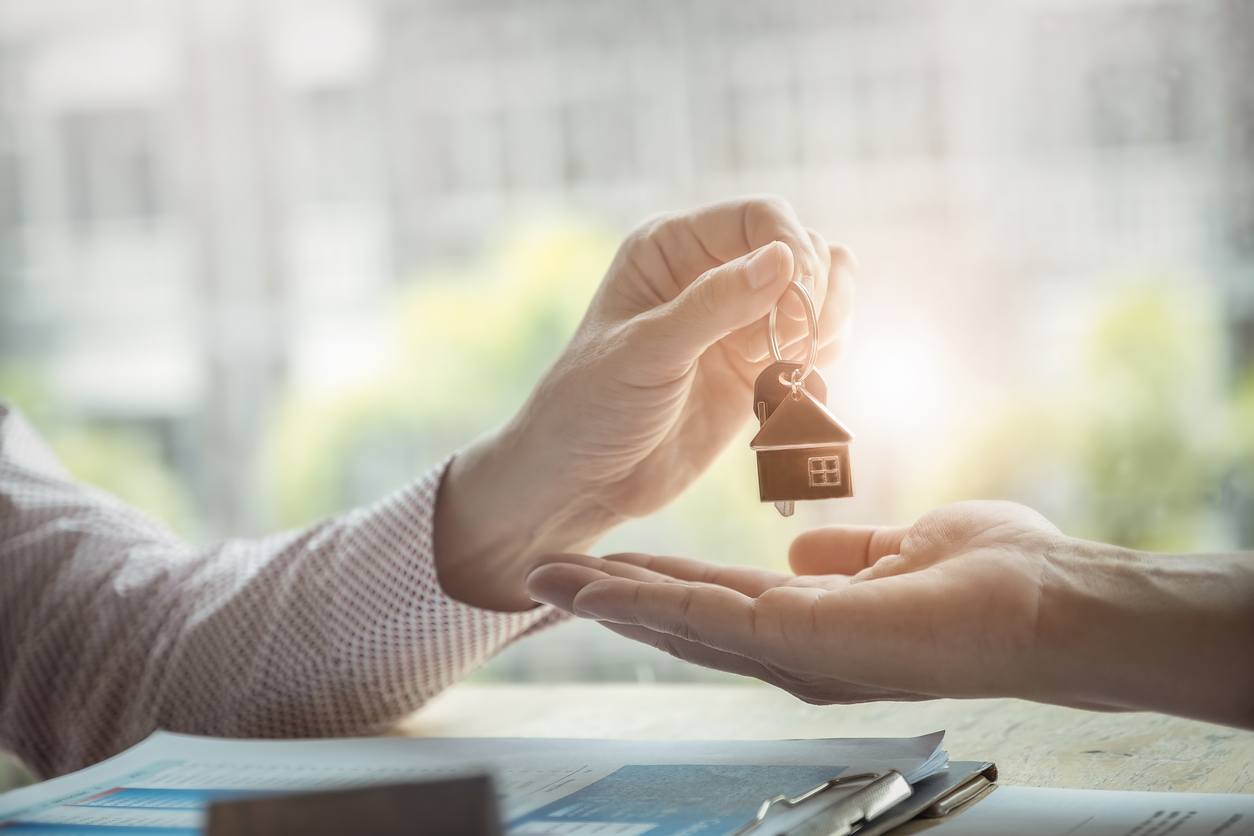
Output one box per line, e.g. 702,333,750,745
435,196,856,610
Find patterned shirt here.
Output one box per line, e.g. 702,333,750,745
0,404,558,778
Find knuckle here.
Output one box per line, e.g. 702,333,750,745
591,320,635,364
666,590,699,642
743,195,796,234
692,275,723,320
621,212,673,259
808,228,831,269
828,244,859,274
754,589,789,634
635,210,673,239
674,270,721,327
652,212,689,247
747,193,791,217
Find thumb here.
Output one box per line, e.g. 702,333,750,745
639,241,793,358
789,525,909,576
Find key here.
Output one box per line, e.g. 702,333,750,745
754,362,828,426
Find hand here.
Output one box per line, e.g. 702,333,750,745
526,501,1254,728
527,501,1059,703
435,196,857,610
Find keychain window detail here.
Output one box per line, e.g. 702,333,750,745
807,456,842,488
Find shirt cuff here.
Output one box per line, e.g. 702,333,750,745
333,455,567,715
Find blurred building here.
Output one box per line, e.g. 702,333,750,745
0,0,1250,540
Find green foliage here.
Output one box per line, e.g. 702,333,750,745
49,427,195,534
1230,370,1254,545
268,235,1251,557
923,283,1241,551
266,219,617,527
0,366,194,535
265,218,793,569
1073,287,1229,549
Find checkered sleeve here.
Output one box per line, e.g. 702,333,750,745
0,404,563,778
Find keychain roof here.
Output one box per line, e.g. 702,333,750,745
750,388,854,451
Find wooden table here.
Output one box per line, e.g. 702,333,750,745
400,683,1254,794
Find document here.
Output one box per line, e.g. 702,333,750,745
928,785,1254,836
0,730,947,834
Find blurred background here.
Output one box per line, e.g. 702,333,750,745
1,0,1253,696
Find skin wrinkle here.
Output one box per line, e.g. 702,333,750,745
606,622,769,685
612,223,670,308
804,229,831,320
607,327,697,397
685,214,723,274
714,339,766,391
621,244,669,311
739,201,755,264
606,619,784,701
747,591,764,661
650,219,684,298
860,529,875,574
1025,535,1060,701
806,591,820,656
603,392,704,510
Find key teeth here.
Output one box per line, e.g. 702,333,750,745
774,501,795,517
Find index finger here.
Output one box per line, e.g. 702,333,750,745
571,578,765,658
603,553,790,597
680,196,823,300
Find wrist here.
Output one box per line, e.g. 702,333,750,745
1031,537,1144,710
1036,538,1254,727
433,411,623,612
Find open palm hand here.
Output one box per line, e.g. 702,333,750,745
527,501,1065,704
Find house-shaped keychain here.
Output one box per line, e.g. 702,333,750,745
750,386,854,504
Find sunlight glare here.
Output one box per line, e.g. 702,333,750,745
850,333,956,441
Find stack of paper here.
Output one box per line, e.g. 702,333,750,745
0,731,948,834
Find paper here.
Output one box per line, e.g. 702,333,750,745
0,731,946,834
928,785,1254,836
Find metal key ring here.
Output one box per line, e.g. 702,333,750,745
767,278,819,388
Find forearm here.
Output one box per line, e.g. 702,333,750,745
1037,538,1254,728
147,468,561,747
2,412,559,775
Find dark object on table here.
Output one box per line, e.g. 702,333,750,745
206,773,500,836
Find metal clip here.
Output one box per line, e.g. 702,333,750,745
732,770,912,836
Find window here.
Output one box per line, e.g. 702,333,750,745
808,455,842,487
560,96,636,186
1089,59,1195,148
61,108,165,227
290,85,375,204
0,115,19,231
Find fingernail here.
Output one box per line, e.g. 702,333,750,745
526,565,589,612
570,595,614,620
747,241,787,289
